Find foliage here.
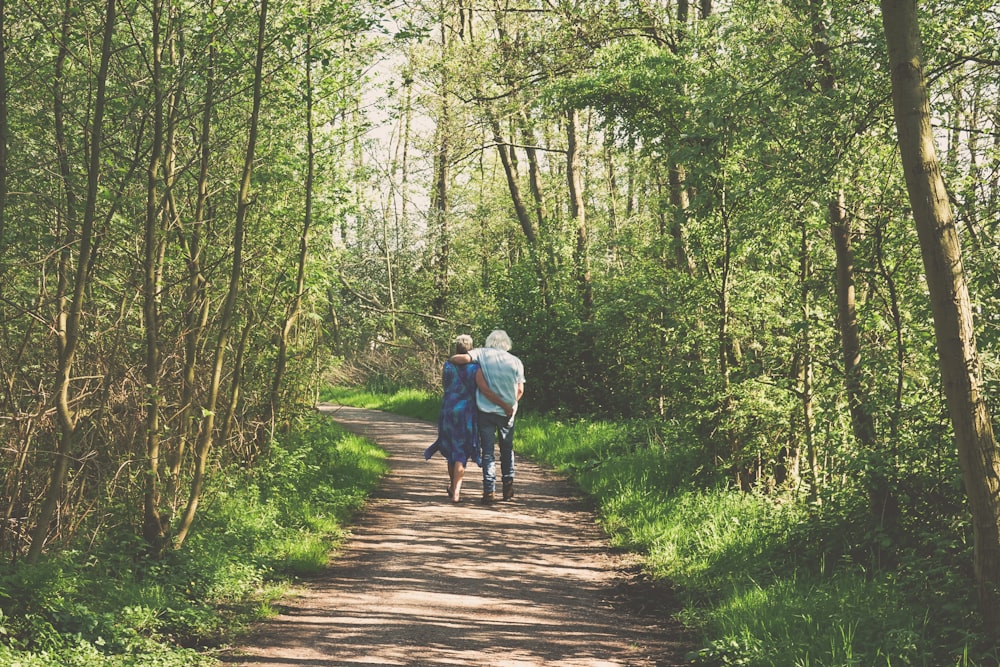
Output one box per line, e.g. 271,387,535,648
322,385,440,423
509,410,998,666
0,414,387,665
341,386,997,665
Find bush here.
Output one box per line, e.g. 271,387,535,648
0,413,388,665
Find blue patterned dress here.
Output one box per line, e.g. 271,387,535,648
423,361,481,466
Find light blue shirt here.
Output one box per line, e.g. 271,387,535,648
468,347,525,416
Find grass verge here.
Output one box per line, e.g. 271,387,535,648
330,386,998,667
0,412,388,666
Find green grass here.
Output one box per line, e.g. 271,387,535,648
0,412,388,666
321,385,439,421
337,388,998,667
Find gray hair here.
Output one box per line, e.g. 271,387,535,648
453,334,474,354
484,329,512,351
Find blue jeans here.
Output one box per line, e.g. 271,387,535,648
479,411,514,493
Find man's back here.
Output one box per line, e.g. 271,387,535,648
470,347,524,415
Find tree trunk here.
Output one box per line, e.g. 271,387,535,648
175,0,268,548
799,219,817,501
431,0,449,317
174,37,215,492
829,192,898,541
717,189,733,466
668,162,696,275
807,0,896,539
490,116,536,244
489,113,550,306
881,0,1000,627
567,108,593,323
0,0,7,260
267,5,315,432
142,0,167,552
28,0,116,563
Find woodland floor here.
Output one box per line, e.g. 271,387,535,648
220,405,694,666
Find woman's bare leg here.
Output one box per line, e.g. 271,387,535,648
452,462,466,502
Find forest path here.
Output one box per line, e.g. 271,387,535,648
221,405,692,666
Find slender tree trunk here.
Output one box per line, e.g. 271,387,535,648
717,188,734,467
490,117,536,244
431,0,449,317
175,0,268,548
142,0,167,551
667,0,697,277
881,0,1000,627
604,139,620,270
267,5,315,432
800,219,818,501
400,66,412,228
567,108,593,323
489,113,550,306
28,0,115,563
174,37,215,490
829,192,898,541
668,162,696,275
518,111,548,246
222,315,253,455
807,0,896,534
873,221,905,446
0,0,7,261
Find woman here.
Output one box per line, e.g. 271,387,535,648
424,335,481,502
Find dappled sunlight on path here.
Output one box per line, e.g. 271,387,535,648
221,405,689,666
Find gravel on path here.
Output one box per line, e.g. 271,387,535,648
220,404,693,666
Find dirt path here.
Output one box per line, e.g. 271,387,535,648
221,405,692,666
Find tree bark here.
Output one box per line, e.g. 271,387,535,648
881,0,1000,627
668,162,696,275
799,219,817,501
567,108,593,323
174,35,215,491
175,0,268,548
431,0,449,317
28,0,116,563
142,0,167,552
0,0,8,261
267,3,315,432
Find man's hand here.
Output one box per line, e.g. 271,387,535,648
476,368,513,416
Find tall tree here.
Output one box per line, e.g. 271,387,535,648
807,0,897,541
0,0,7,262
175,0,269,547
881,0,1000,627
267,0,317,434
142,0,168,551
28,0,116,563
430,0,450,317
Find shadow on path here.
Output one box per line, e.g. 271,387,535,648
220,405,692,666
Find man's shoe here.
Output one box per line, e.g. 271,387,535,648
481,492,496,505
502,480,514,501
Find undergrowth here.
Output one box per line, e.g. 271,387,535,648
321,385,439,422
331,385,999,667
0,413,388,666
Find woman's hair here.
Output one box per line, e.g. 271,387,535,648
453,334,474,354
484,329,512,351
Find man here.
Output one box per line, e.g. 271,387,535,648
452,330,524,504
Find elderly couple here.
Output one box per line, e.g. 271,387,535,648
423,330,525,505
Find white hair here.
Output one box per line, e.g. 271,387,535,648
484,329,512,351
453,334,473,353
